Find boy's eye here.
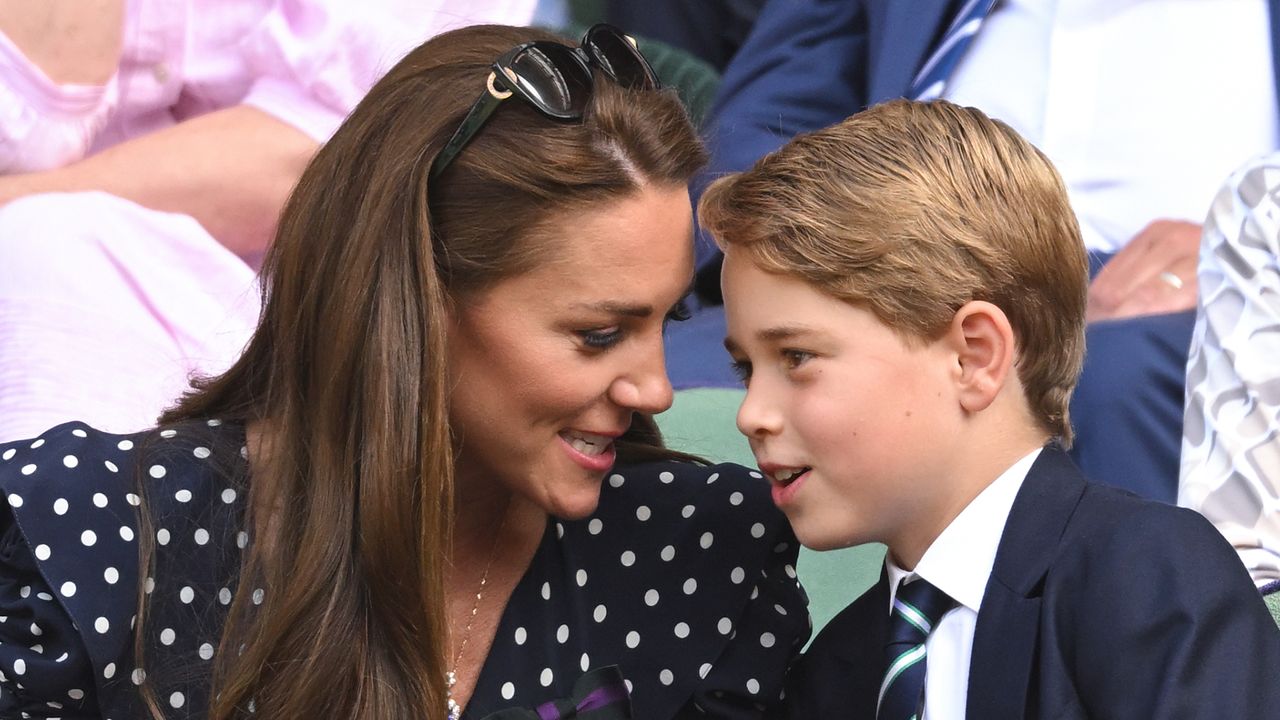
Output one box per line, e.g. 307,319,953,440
580,327,623,350
729,359,752,385
782,349,814,370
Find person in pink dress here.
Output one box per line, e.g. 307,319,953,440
0,0,535,441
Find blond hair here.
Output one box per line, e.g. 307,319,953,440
700,99,1087,445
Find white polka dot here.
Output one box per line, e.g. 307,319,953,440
501,682,515,700
731,567,745,584
19,464,35,476
250,588,263,605
661,545,676,562
620,551,636,567
588,518,603,535
580,653,591,672
608,473,625,488
699,663,712,679
19,585,29,598
219,588,232,605
29,622,41,636
120,526,135,542
751,523,766,539
199,643,215,660
63,455,78,468
785,564,797,579
104,460,118,473
514,627,527,645
34,544,51,561
237,531,249,549
60,581,76,597
660,669,674,685
132,668,146,685
749,470,763,479
6,493,22,508
222,488,237,504
29,439,44,449
760,632,776,648
625,680,634,693
540,582,551,600
593,604,608,623
717,617,733,635
625,631,641,648
683,578,698,594
181,586,196,604
1,448,13,460
126,493,140,506
747,678,760,695
681,504,695,518
644,589,660,606
170,692,185,708
193,446,211,459
103,662,116,679
195,528,210,545
175,489,193,503
540,668,554,687
104,567,119,584
144,577,155,594
160,429,177,439
557,624,570,643
659,471,675,484
674,622,690,638
207,419,223,427
81,530,96,546
71,428,88,438
576,569,588,587
774,603,788,616
149,464,166,479
13,658,25,675
53,498,69,515
751,586,760,600
556,523,565,538
706,472,719,484
160,628,176,645
636,505,651,521
117,440,133,451
92,492,108,508
95,617,110,634
157,529,170,545
730,491,744,506
700,532,714,549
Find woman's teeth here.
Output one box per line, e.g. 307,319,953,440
562,430,610,456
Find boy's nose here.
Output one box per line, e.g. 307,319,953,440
736,384,781,438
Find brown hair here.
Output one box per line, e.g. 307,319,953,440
138,24,705,719
700,99,1087,444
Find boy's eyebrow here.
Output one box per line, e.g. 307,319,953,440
723,324,822,354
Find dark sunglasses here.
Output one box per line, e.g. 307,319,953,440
429,24,660,179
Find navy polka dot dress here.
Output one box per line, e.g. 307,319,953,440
0,422,809,718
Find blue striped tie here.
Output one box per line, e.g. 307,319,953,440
909,0,1000,101
877,578,957,720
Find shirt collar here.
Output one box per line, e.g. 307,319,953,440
886,447,1043,613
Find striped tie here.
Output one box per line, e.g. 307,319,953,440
877,577,957,720
908,0,1000,101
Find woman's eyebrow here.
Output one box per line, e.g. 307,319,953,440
570,301,655,317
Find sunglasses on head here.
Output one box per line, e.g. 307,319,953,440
429,24,660,180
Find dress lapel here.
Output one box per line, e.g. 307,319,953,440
966,447,1088,718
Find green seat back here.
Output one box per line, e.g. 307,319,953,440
1267,590,1280,629
655,388,884,639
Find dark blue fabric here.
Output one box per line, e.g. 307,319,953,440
785,447,1280,719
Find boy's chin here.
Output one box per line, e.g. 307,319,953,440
790,518,867,552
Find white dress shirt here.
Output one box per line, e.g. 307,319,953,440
885,447,1043,720
944,0,1278,253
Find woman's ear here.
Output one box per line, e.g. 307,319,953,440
948,300,1016,413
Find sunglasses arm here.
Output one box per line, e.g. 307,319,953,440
429,76,511,180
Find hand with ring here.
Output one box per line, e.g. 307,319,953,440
1087,219,1201,323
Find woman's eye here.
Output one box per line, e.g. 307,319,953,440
663,300,692,329
580,328,624,350
782,349,814,369
729,359,752,385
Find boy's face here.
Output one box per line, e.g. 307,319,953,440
722,250,964,552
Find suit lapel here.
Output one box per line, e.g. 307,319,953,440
967,447,1088,718
1270,0,1280,111
869,0,958,103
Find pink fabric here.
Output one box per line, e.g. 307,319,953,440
0,0,536,441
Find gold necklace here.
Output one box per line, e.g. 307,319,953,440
446,502,510,720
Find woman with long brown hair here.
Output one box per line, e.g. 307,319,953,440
0,23,806,720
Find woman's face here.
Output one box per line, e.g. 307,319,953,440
447,183,694,520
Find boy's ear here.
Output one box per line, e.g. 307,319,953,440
947,300,1016,413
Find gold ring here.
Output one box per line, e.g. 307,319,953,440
1158,271,1184,290
486,71,514,100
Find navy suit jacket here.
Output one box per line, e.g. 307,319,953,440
695,0,1280,280
784,447,1280,718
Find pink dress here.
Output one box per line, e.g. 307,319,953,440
0,0,535,440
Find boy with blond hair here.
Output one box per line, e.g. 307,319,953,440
701,99,1280,718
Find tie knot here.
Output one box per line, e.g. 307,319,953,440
890,577,955,644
